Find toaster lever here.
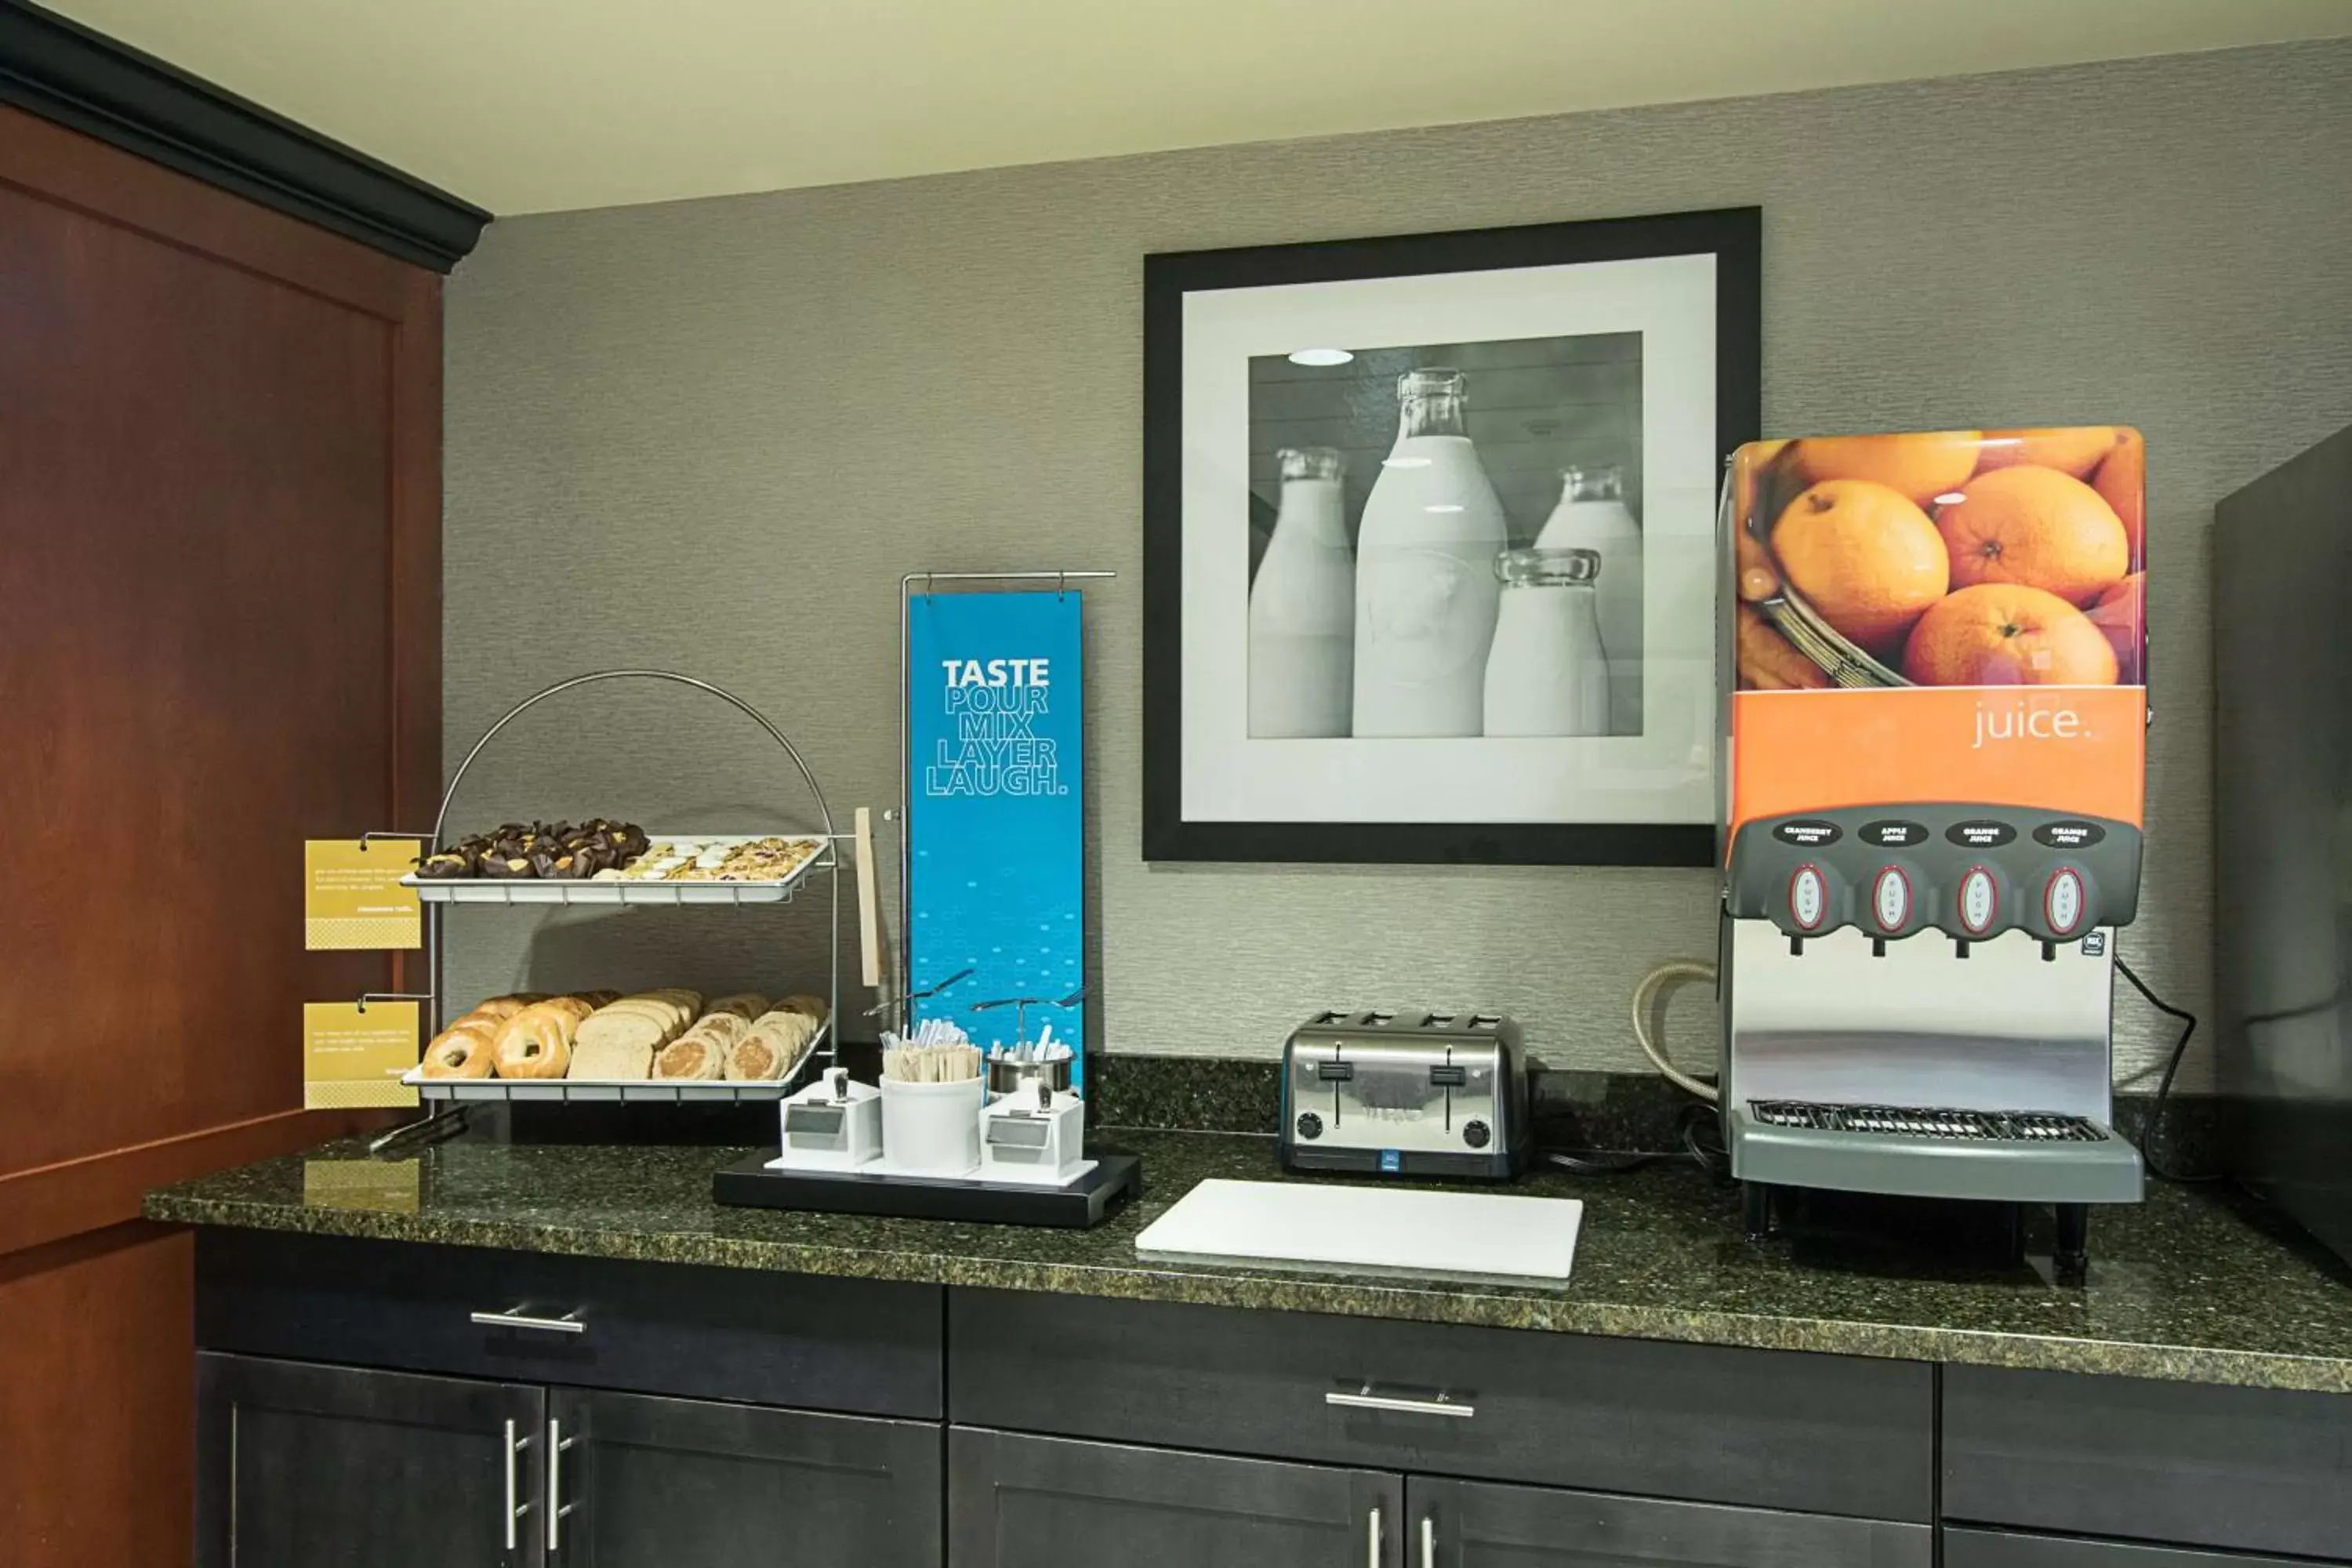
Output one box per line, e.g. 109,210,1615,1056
1316,1061,1355,1081
1428,1064,1467,1087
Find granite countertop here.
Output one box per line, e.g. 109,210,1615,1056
145,1128,2352,1395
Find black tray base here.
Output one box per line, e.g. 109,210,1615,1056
713,1151,1142,1229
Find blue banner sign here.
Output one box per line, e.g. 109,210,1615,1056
906,590,1087,1086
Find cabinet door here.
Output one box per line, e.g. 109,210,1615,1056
544,1388,938,1568
198,1352,544,1568
1944,1526,2340,1568
1411,1476,1931,1568
951,1427,1403,1566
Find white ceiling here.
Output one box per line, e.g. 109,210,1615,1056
47,0,2352,215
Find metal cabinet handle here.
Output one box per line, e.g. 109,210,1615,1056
1367,1504,1382,1568
501,1420,534,1549
546,1419,579,1551
471,1306,586,1334
1421,1514,1436,1568
1327,1385,1475,1420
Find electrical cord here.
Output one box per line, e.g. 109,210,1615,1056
2114,955,2221,1184
1632,960,1719,1102
1541,963,1726,1178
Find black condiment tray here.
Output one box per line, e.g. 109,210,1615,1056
713,1150,1142,1229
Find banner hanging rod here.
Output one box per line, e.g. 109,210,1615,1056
903,570,1117,592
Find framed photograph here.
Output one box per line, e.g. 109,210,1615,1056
1143,206,1760,866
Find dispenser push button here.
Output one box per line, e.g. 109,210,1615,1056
1871,867,1912,932
2045,868,2088,937
1958,866,1998,936
1788,865,1828,932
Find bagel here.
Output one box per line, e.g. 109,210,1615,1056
419,1022,497,1080
465,993,546,1025
492,1002,576,1080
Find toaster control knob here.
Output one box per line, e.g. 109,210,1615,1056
1294,1111,1324,1142
1462,1119,1492,1149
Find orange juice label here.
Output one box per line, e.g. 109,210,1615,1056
1730,686,2146,844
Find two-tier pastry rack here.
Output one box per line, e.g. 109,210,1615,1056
362,669,844,1149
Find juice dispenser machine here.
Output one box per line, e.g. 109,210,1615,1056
1720,428,2149,1277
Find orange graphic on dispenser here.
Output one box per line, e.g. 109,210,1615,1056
1728,427,2145,691
1723,427,2148,841
1730,685,2147,839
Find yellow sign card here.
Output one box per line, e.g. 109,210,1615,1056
303,1157,421,1213
304,839,422,951
303,1001,420,1110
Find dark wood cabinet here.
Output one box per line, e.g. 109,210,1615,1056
1413,1476,1932,1567
545,1388,939,1568
190,1237,2350,1568
953,1287,1933,1520
951,1427,1403,1566
1944,1527,2336,1568
198,1353,543,1568
1943,1366,2352,1560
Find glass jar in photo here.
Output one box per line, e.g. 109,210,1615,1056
1247,446,1353,738
1352,368,1508,739
1534,463,1641,735
1483,546,1608,738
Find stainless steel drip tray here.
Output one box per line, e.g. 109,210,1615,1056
1728,1102,2144,1204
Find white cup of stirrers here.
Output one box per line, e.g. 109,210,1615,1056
880,1019,984,1174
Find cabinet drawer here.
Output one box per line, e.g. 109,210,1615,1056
552,1389,940,1566
1943,1367,2352,1560
950,1428,1399,1568
949,1288,1932,1519
1417,1475,1931,1566
197,1230,942,1418
1945,1529,2336,1568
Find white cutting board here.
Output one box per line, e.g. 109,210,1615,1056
1134,1178,1581,1284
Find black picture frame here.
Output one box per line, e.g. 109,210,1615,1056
1142,205,1761,866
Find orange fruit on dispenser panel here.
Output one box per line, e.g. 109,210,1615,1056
2092,430,2146,563
1770,479,1951,652
2085,572,2146,685
1976,426,2129,481
1790,430,1982,507
1903,583,2118,687
1933,465,2129,606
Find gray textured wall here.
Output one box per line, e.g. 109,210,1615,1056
444,41,2352,1087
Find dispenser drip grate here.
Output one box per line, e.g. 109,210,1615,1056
1749,1101,2107,1142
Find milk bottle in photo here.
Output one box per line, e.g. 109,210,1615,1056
1484,547,1608,736
1247,446,1354,737
1534,464,1642,735
1352,368,1508,738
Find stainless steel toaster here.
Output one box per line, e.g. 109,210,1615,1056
1279,1010,1530,1179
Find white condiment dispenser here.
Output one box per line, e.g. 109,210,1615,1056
774,1066,881,1171
979,1076,1086,1181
